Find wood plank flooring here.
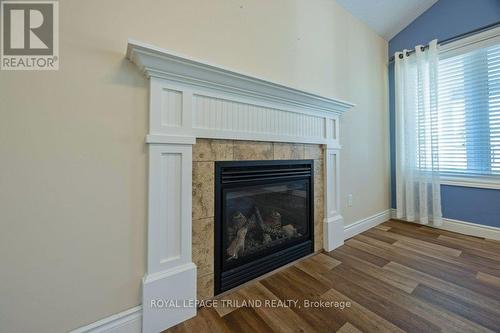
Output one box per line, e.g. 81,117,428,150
166,220,500,333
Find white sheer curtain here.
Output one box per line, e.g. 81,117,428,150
395,39,442,226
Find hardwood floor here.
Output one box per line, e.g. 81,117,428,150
166,220,500,333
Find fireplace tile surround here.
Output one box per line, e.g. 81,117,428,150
192,139,324,300
126,40,353,332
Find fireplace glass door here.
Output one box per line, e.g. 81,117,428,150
215,160,314,294
222,180,309,269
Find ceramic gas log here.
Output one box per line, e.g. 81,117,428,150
226,207,303,260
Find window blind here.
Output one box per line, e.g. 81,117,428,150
437,42,500,177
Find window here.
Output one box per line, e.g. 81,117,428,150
437,36,500,182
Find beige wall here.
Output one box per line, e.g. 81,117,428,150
0,0,388,332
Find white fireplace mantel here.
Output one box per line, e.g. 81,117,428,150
126,39,354,333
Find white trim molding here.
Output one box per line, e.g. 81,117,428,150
126,39,354,332
441,176,500,190
323,148,344,250
70,306,142,333
390,209,500,241
440,218,500,241
343,210,391,240
440,25,500,60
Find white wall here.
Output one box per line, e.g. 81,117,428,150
0,0,388,332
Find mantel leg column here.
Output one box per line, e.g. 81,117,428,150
142,142,197,333
323,148,344,251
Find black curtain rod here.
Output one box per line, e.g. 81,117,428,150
388,21,500,63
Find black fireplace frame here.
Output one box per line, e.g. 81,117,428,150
214,159,314,295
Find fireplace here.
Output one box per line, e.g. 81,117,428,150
128,40,351,331
214,160,314,294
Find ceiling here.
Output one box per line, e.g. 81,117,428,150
336,0,439,40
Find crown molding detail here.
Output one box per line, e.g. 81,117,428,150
127,39,354,115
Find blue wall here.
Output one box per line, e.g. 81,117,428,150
389,0,500,227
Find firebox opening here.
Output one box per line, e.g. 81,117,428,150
214,160,314,294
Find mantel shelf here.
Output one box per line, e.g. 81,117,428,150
126,39,355,115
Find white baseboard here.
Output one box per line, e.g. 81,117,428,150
142,263,197,333
390,209,500,241
343,210,391,240
441,218,500,240
70,306,142,333
323,214,345,251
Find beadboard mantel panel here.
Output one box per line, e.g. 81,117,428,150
147,72,343,146
128,39,354,147
126,39,354,333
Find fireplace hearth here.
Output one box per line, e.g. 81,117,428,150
214,160,314,294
